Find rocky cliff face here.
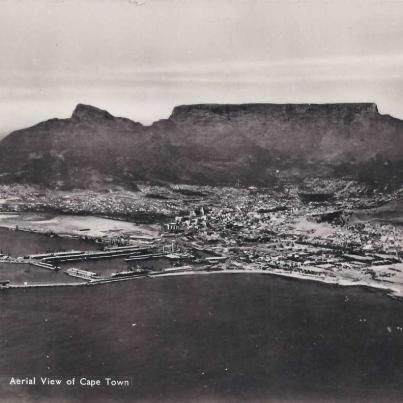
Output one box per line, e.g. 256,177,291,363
0,103,402,189
170,103,380,125
169,103,402,162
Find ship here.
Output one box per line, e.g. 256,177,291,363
110,267,151,278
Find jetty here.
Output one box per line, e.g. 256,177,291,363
27,245,156,264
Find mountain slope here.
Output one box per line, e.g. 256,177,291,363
0,103,402,189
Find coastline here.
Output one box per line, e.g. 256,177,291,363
0,212,401,301
2,267,402,301
148,269,403,300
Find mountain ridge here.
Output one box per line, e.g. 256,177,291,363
0,102,402,189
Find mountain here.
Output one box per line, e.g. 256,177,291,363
0,102,402,189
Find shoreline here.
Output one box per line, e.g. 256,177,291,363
2,267,402,301
0,212,401,301
149,269,403,300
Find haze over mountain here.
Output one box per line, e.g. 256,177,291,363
0,102,402,190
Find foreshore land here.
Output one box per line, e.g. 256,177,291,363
3,267,402,302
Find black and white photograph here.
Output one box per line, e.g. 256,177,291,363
1,0,403,402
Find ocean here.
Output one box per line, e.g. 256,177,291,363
0,273,403,402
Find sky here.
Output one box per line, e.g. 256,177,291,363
1,0,403,135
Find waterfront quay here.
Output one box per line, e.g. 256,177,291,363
0,215,218,288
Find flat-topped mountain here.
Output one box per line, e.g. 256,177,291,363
0,103,402,189
170,103,379,123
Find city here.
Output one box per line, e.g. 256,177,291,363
1,179,402,298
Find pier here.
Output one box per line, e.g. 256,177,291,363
27,246,156,264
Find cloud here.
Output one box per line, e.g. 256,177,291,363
3,53,403,92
